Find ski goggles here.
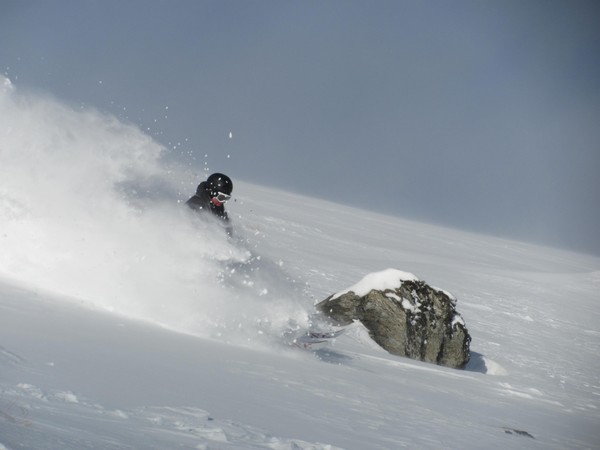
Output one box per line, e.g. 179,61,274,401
213,192,231,203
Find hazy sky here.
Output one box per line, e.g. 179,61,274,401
2,0,599,255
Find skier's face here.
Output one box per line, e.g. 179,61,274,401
210,192,231,207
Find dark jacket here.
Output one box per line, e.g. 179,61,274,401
186,182,233,237
186,182,229,221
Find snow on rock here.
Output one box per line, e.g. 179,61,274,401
451,313,466,328
331,268,418,299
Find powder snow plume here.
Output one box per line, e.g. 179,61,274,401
0,76,309,344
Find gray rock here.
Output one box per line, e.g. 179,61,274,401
316,274,471,369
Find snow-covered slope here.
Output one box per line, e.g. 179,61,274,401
1,77,599,449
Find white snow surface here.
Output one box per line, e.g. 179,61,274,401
1,76,600,449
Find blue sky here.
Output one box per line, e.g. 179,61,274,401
2,0,599,255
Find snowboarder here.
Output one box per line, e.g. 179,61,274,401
186,172,233,235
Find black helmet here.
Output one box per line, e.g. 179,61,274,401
205,173,233,196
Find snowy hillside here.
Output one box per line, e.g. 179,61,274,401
1,77,599,449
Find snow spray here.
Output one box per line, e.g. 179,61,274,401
0,76,308,345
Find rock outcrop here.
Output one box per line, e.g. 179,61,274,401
316,269,471,369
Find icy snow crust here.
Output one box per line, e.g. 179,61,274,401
1,77,600,449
